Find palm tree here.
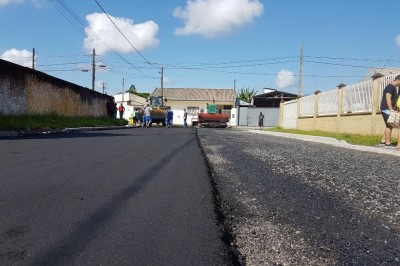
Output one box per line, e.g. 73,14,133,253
238,88,257,103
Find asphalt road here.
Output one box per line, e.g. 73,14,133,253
0,128,230,265
198,128,400,265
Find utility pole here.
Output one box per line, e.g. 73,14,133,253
298,44,304,97
92,48,96,91
100,82,107,94
234,79,236,92
32,48,35,70
122,78,125,102
160,67,164,107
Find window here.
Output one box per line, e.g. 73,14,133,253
187,107,200,114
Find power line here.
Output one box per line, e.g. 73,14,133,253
93,0,158,69
37,54,90,58
305,55,400,63
36,61,88,67
165,60,299,70
304,60,377,69
49,0,153,77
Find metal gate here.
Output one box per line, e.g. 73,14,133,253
238,107,280,127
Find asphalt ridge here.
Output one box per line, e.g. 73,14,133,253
0,125,136,138
249,129,400,157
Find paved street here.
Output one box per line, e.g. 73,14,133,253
0,128,230,265
198,128,400,265
3,126,400,266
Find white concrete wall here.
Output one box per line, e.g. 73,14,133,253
114,93,147,106
230,108,238,126
113,93,147,121
282,100,298,129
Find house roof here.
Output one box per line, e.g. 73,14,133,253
253,89,298,99
151,88,236,102
252,89,298,107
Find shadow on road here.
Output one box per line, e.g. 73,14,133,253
29,135,196,265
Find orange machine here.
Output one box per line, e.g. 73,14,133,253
197,104,229,128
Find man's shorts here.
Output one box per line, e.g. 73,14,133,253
382,111,393,128
145,116,152,122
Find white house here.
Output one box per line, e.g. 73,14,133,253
151,88,236,126
113,92,147,120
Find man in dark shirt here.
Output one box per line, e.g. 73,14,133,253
258,112,265,129
166,107,174,128
380,75,400,147
183,109,188,128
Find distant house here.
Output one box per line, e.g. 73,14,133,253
252,88,298,107
113,92,147,120
151,88,236,126
231,88,297,127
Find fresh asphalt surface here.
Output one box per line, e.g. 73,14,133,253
198,128,400,265
0,127,230,265
2,126,400,265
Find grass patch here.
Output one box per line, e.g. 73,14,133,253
0,114,128,131
267,127,396,146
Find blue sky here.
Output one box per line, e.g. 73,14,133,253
1,0,400,96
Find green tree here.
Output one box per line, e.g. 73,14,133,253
134,92,150,99
127,84,137,93
238,88,257,103
126,85,150,99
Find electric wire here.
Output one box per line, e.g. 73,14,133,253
93,0,159,69
48,0,154,77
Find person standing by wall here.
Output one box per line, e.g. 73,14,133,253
166,107,174,128
106,99,113,118
118,103,125,119
112,100,117,118
134,108,140,126
258,112,265,130
144,104,152,128
380,75,400,147
183,109,188,128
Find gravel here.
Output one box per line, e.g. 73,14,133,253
197,128,400,265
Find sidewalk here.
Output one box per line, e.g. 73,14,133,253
249,128,400,157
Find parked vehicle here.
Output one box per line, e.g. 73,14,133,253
138,96,167,127
197,104,229,128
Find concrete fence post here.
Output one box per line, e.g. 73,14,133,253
296,95,301,128
313,90,321,131
279,100,284,128
371,73,384,135
337,83,346,133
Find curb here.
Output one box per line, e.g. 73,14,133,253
0,125,138,139
62,125,138,133
250,130,400,157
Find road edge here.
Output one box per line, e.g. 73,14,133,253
195,128,245,266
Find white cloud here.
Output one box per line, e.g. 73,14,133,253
396,35,400,47
173,0,263,37
275,69,295,89
84,13,159,55
163,76,171,84
0,0,23,6
1,48,33,67
0,0,44,7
